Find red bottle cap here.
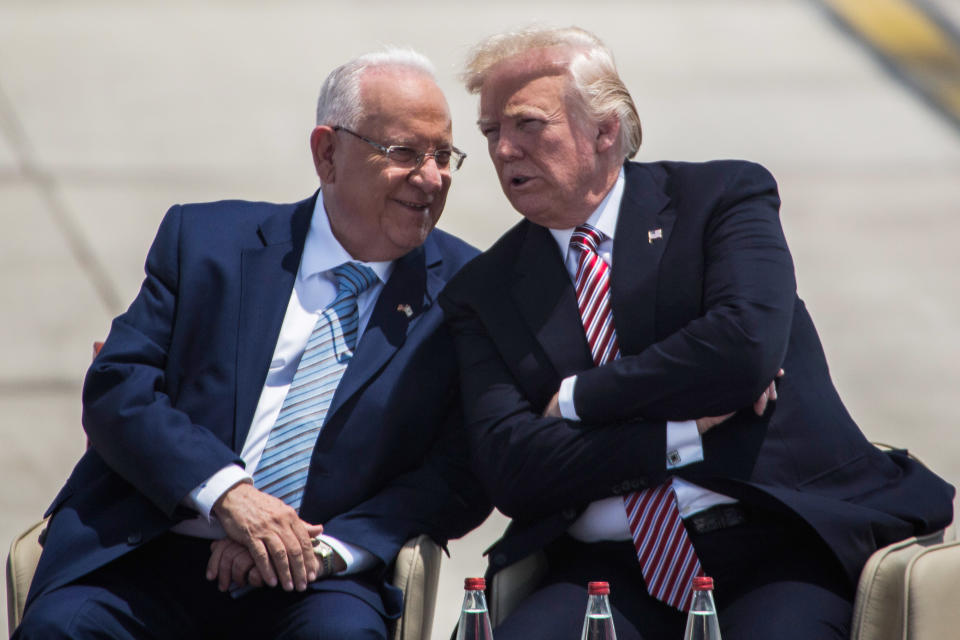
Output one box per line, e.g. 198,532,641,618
692,576,714,591
464,577,486,591
587,581,610,596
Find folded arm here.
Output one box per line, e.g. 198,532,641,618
574,162,796,424
441,293,671,520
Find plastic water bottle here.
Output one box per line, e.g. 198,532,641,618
683,576,722,640
456,577,494,640
580,581,617,640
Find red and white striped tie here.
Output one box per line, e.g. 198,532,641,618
570,223,701,611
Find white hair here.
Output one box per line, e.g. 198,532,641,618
316,48,437,128
462,26,642,159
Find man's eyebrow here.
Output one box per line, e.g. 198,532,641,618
506,105,550,119
477,106,550,128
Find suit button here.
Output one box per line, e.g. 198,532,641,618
611,485,622,495
630,480,641,489
492,553,507,567
127,532,142,545
561,508,577,520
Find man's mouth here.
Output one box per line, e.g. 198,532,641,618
395,199,430,212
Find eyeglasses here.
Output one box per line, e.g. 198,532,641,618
333,126,466,172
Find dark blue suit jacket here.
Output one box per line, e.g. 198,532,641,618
440,160,954,585
27,193,490,617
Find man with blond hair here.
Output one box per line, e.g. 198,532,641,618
16,49,489,639
441,26,953,639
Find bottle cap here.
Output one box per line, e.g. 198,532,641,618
692,576,714,591
587,581,610,595
464,577,486,591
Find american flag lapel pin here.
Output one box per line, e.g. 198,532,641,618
648,228,663,243
396,303,413,318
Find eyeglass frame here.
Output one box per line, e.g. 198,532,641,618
332,126,466,172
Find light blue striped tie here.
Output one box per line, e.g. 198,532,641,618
253,261,378,510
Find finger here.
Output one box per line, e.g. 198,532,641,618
295,521,323,582
207,539,227,581
249,568,264,588
753,390,769,415
278,524,310,591
304,524,325,581
769,379,778,402
219,544,245,592
249,539,278,588
264,535,294,591
231,552,255,589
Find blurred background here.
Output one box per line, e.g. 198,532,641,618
2,0,959,637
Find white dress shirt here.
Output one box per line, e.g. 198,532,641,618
548,169,736,542
171,191,388,574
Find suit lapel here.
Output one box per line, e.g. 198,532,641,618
323,238,436,422
233,195,315,451
611,163,674,355
511,222,594,377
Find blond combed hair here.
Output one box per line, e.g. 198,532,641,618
462,26,642,159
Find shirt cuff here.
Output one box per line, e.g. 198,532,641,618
182,464,252,521
319,535,377,575
665,420,703,469
558,375,580,421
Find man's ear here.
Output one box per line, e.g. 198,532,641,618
311,126,338,182
595,116,620,154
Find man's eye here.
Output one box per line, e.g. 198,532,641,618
386,147,418,163
480,127,499,140
517,118,544,130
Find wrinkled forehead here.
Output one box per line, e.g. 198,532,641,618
480,46,576,101
361,68,449,117
359,67,452,137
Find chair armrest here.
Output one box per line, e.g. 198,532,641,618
391,535,442,640
6,518,47,636
488,550,548,628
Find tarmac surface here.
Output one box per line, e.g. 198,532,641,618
2,1,959,637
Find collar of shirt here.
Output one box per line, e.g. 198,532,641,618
548,167,625,276
301,191,395,287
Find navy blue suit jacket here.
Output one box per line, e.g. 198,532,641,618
440,160,954,585
27,193,490,617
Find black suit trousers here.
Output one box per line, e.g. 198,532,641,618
493,504,853,640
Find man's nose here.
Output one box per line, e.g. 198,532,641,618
411,156,444,192
494,132,521,161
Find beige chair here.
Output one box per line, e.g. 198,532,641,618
7,520,441,640
488,449,959,640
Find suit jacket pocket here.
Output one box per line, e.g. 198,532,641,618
796,450,900,501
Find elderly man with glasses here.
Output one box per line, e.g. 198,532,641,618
15,49,489,640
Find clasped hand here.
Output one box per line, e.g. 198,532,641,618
207,482,324,592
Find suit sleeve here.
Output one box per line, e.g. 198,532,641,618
81,205,243,517
322,397,492,566
575,162,797,423
440,290,671,520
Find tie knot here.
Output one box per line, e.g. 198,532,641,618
332,262,378,297
571,223,604,254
